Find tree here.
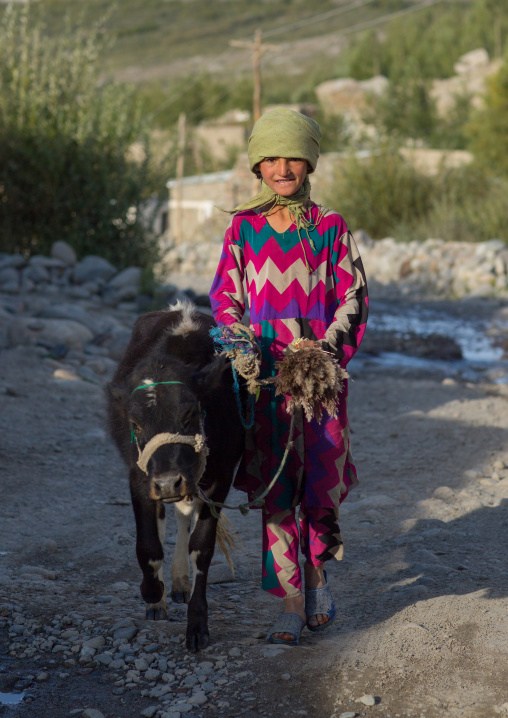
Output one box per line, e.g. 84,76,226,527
0,4,159,266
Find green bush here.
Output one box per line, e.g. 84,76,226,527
372,77,438,144
324,148,508,243
466,53,508,177
0,4,160,266
324,148,436,239
406,166,508,243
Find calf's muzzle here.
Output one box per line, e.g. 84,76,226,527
151,472,193,501
135,430,209,502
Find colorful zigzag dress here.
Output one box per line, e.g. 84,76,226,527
210,203,368,517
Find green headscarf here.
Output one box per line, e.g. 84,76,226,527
227,108,325,273
248,108,321,174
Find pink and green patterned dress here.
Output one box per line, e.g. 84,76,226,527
210,203,368,516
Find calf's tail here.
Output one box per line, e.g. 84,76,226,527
216,512,242,576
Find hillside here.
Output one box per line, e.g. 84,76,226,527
27,0,432,83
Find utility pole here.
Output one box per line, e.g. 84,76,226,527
174,111,186,244
230,29,279,122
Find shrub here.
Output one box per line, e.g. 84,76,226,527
323,148,436,239
0,4,160,266
324,148,508,243
405,166,508,243
466,54,508,177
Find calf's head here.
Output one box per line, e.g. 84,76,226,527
109,356,226,502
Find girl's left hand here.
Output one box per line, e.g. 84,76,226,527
298,340,315,348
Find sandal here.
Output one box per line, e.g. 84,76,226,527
305,570,336,632
267,613,305,646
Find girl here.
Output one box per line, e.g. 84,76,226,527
210,108,368,645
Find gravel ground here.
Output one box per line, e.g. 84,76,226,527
1,292,508,718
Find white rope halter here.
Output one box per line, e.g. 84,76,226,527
130,380,209,482
135,424,209,480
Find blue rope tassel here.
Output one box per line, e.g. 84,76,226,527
210,325,258,430
230,363,255,429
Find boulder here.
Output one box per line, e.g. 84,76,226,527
51,241,77,266
28,255,66,269
37,303,104,335
0,255,25,270
361,329,463,361
22,264,50,284
107,266,142,290
66,285,92,299
315,75,388,117
454,48,490,75
73,256,117,284
7,317,94,350
0,268,20,287
431,49,502,116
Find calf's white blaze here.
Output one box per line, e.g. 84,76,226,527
190,549,203,597
140,377,157,407
171,498,196,593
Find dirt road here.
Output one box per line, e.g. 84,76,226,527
1,299,508,718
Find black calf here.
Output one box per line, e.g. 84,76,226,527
106,301,244,650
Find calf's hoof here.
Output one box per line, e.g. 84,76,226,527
145,603,167,621
171,588,190,604
186,627,209,652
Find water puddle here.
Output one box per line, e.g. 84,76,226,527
0,691,25,705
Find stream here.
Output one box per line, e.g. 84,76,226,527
357,298,508,383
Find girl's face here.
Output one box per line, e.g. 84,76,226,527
258,157,308,197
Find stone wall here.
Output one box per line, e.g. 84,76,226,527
159,230,508,301
357,234,508,298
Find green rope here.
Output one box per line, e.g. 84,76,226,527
132,381,184,393
130,381,185,443
198,412,296,519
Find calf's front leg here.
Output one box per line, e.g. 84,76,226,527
186,502,222,652
131,473,167,620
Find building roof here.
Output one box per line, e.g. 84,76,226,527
166,170,234,190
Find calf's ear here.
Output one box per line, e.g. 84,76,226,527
191,355,228,397
105,381,128,407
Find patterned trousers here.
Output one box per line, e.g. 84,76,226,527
261,498,344,598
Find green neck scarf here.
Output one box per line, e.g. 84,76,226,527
229,176,311,218
226,178,326,274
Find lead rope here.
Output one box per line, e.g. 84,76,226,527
198,412,296,518
210,323,262,429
